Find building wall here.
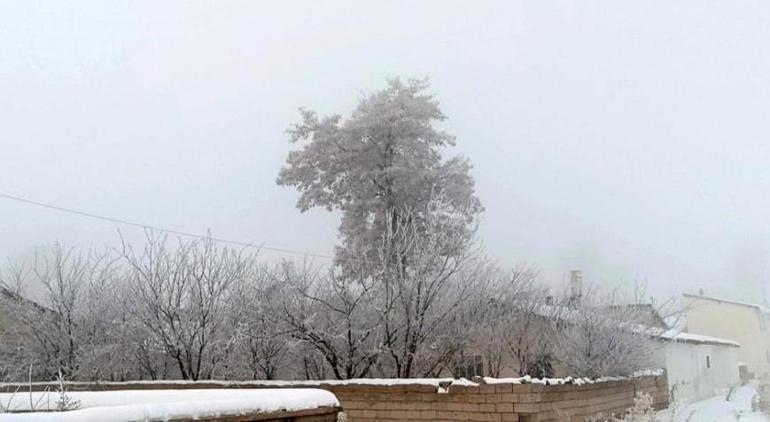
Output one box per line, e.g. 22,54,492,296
663,342,739,402
684,295,770,376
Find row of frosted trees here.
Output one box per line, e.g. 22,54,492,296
0,234,662,383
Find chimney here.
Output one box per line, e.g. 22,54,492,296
570,270,583,304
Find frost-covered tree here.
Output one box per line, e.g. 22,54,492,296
280,261,382,380
71,258,132,381
554,289,659,378
277,79,487,379
0,245,125,381
0,260,33,382
277,78,482,274
119,233,249,380
30,244,90,378
468,265,557,378
228,265,291,380
371,205,487,378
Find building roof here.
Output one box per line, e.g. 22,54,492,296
650,328,740,348
0,286,53,315
532,303,740,348
604,303,669,329
683,293,770,314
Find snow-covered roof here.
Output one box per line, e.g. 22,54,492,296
0,286,53,315
528,303,578,321
683,293,770,314
653,328,741,347
0,388,339,421
530,303,740,348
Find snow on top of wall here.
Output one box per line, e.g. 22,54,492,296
0,368,671,392
0,388,338,421
481,375,567,385
0,378,464,390
242,378,461,387
480,368,665,386
0,371,669,393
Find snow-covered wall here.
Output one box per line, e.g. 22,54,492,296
0,389,340,422
663,341,740,402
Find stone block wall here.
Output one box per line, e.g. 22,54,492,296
328,375,668,422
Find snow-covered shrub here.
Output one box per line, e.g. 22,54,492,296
54,370,80,411
0,368,80,413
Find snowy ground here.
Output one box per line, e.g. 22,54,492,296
657,385,767,422
0,388,339,422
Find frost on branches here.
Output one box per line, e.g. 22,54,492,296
0,79,674,384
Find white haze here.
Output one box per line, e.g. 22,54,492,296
1,1,770,302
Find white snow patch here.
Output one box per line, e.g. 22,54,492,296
0,388,338,422
657,384,767,422
449,378,477,387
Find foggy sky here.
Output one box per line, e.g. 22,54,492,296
2,1,770,302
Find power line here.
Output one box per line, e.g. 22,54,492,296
0,192,334,260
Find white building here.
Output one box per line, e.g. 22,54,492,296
655,330,740,402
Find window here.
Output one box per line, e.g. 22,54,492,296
706,355,711,369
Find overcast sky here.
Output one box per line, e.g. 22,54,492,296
2,1,770,302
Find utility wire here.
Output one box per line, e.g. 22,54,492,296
0,192,334,260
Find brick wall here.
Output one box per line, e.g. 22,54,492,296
0,374,668,422
330,375,668,422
